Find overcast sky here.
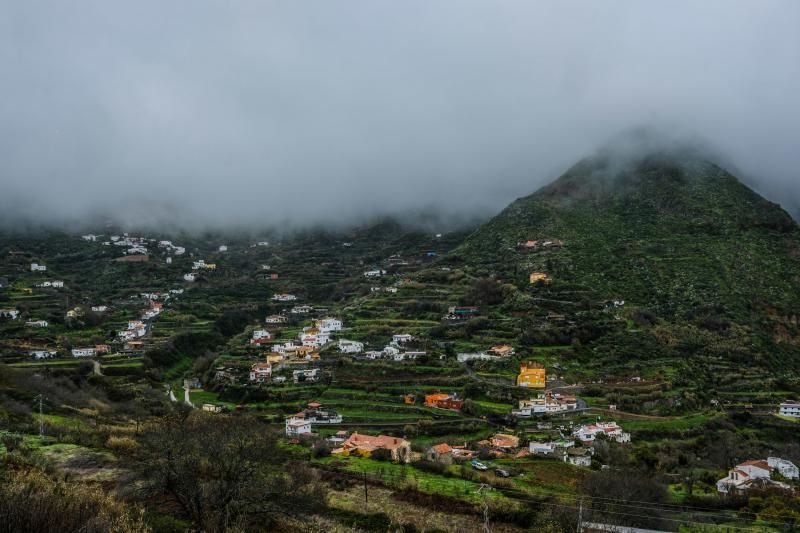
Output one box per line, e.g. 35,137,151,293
1,1,799,230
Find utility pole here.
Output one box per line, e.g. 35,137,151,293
363,471,368,505
577,498,583,533
477,484,491,533
34,394,44,436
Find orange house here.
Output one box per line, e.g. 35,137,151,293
404,394,416,405
425,393,450,407
529,272,551,285
517,361,546,388
489,345,515,357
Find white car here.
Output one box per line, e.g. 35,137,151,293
471,460,488,471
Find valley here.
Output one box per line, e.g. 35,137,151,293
1,156,799,531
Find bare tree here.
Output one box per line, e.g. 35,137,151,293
136,409,324,532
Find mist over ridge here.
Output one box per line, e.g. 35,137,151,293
1,1,798,231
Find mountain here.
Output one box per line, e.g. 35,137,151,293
455,147,800,373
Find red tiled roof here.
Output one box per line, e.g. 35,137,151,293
431,443,453,454
740,460,770,470
343,433,409,451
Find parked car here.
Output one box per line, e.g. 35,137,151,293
471,460,488,471
494,468,510,478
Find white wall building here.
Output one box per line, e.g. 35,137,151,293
285,416,312,436
768,457,799,480
72,348,96,357
265,315,288,324
30,350,56,360
252,329,272,340
317,318,343,332
31,263,47,272
249,362,272,383
338,339,364,354
392,334,414,344
573,422,630,444
0,309,20,319
779,401,800,418
717,459,792,494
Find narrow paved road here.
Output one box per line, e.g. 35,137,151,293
183,385,194,407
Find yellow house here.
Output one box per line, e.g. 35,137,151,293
529,272,551,285
206,263,217,270
517,361,546,388
266,352,283,364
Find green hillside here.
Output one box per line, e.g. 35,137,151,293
456,150,800,373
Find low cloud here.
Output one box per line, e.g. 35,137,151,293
1,1,798,230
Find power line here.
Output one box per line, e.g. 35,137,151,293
318,465,790,528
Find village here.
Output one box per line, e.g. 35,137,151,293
0,226,799,532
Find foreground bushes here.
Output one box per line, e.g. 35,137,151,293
0,467,148,533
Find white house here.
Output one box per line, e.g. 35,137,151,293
363,269,386,278
364,350,384,359
529,442,556,455
218,245,228,252
300,334,325,348
717,459,792,494
529,440,576,456
573,422,630,444
293,368,321,383
30,350,56,360
285,416,312,437
72,348,96,357
183,273,197,282
31,263,47,272
382,345,401,357
0,309,20,319
316,318,343,332
170,289,184,295
82,234,99,242
91,305,108,313
272,293,297,302
457,352,497,363
166,257,172,264
249,362,272,383
566,448,593,467
779,401,800,418
392,334,414,345
338,339,364,354
768,457,799,480
265,314,288,324
513,392,578,417
252,329,272,340
290,305,313,314
26,320,49,328
51,280,64,288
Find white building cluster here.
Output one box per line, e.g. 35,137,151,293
572,421,631,444
512,391,578,417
